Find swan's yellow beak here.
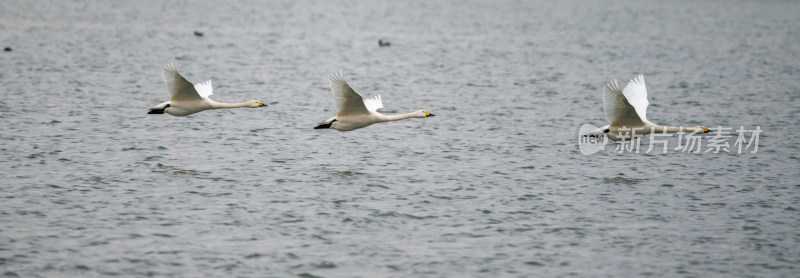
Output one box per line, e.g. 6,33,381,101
424,111,435,117
702,126,709,133
257,101,265,107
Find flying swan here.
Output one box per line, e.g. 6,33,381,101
587,74,709,141
314,70,435,131
148,63,265,116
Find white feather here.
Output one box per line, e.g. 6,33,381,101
193,80,214,98
621,73,649,122
363,94,384,112
328,70,370,116
162,62,203,101
603,78,644,127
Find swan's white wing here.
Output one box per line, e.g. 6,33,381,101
363,94,384,112
193,80,214,98
603,79,644,126
163,63,203,101
328,70,370,116
621,74,649,122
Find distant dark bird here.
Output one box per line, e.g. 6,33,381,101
3,47,11,52
378,40,391,47
193,31,204,37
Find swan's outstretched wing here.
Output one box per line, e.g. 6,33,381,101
363,94,384,112
328,70,370,116
603,79,645,126
193,80,214,98
621,74,649,122
163,63,203,101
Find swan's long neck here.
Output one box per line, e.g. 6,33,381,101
209,101,253,109
651,125,705,133
377,112,421,122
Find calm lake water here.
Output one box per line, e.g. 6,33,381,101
1,0,799,277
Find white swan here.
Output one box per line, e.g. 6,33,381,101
314,70,435,131
589,74,709,141
147,63,265,116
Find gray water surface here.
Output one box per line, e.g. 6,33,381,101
1,0,799,277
